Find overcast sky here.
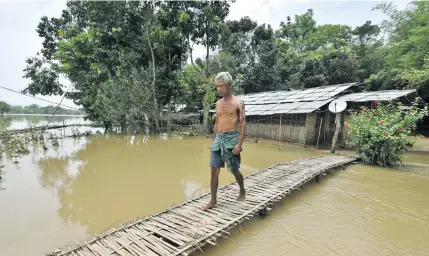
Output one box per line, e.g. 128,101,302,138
0,0,411,108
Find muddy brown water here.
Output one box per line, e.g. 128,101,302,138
0,116,428,256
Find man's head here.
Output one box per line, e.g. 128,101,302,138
214,72,233,97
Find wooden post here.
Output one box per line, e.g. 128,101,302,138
304,112,317,145
257,117,260,141
316,117,323,149
330,113,342,153
278,113,283,141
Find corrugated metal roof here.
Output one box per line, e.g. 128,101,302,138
242,83,358,115
263,100,332,115
241,83,356,106
337,89,416,102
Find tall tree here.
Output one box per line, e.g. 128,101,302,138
22,1,191,132
0,101,11,118
368,1,429,98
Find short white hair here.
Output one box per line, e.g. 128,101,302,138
214,72,233,86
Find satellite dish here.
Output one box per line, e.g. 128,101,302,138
329,99,347,113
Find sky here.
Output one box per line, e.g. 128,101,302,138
0,0,412,108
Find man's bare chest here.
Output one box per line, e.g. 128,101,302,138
218,102,239,116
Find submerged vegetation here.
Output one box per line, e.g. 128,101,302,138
0,120,95,179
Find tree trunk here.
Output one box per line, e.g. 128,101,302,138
120,121,128,134
167,100,172,133
146,29,160,133
330,113,342,154
188,35,194,66
205,20,209,77
203,21,211,132
203,103,210,134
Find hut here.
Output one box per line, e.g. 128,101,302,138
241,84,419,146
241,83,360,145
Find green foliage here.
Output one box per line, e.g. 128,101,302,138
346,100,428,167
21,0,429,133
0,101,11,117
369,1,429,94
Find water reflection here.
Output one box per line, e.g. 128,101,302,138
35,135,209,234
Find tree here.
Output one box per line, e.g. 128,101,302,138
0,101,11,118
369,1,429,99
22,1,191,132
277,9,317,54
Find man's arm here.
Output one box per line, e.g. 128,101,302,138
237,98,246,146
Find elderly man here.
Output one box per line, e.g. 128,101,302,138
202,72,246,211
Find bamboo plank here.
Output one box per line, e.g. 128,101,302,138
82,246,99,256
167,211,217,232
131,233,169,256
181,205,231,224
111,233,140,256
103,237,127,256
145,220,191,243
75,250,86,256
94,241,113,255
152,216,205,238
123,230,160,256
134,225,175,255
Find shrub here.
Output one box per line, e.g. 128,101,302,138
345,99,428,167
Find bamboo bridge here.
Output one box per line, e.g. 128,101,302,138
49,155,357,256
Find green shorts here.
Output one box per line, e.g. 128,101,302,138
210,149,241,170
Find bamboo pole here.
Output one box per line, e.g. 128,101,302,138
278,113,283,141
316,117,323,149
330,113,342,153
257,118,260,141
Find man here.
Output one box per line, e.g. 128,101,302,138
202,72,246,211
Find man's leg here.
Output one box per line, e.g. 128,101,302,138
233,169,246,201
202,167,220,210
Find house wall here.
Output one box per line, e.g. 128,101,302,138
246,114,308,144
305,112,317,144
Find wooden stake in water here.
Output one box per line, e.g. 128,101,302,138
330,113,341,153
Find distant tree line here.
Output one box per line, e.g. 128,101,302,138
21,1,429,132
4,103,84,115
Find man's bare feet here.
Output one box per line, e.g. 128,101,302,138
237,190,246,201
201,201,217,211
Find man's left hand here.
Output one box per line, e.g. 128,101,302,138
232,144,242,155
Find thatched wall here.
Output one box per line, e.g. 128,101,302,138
246,123,307,144
246,113,311,144
245,111,345,146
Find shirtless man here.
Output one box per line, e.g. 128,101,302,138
202,72,246,211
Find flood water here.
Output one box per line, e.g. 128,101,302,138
0,116,428,256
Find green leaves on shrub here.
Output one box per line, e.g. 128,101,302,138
345,99,428,167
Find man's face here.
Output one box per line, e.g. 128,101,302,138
215,80,229,96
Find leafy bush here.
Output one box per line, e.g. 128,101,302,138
345,100,428,167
